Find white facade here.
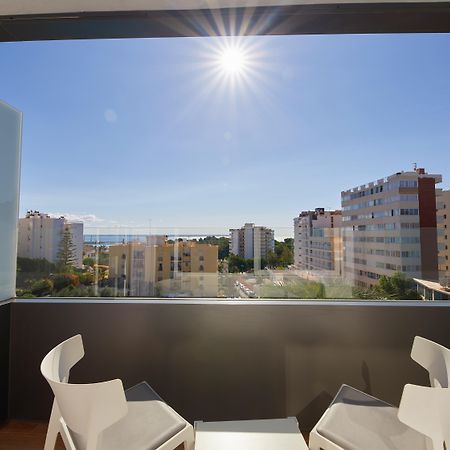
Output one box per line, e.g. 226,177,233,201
230,229,241,256
244,223,255,260
17,211,84,268
294,208,343,275
341,169,441,287
229,223,275,260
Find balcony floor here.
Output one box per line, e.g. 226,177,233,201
0,421,186,450
0,420,64,450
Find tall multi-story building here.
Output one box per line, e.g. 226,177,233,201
438,190,450,284
229,223,275,260
341,168,441,287
17,211,84,268
109,239,218,297
294,208,342,276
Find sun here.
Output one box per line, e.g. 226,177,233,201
219,47,247,75
194,37,268,96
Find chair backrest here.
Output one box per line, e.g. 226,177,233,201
411,336,450,388
41,335,85,383
398,384,450,450
41,335,128,450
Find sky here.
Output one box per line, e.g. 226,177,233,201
1,32,450,238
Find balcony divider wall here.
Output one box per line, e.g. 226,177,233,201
0,100,22,422
9,299,450,430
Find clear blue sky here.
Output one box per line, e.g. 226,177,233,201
1,33,450,237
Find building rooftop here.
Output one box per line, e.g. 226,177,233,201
341,169,443,195
414,278,450,295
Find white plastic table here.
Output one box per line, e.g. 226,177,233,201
194,417,309,450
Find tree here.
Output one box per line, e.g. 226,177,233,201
51,273,79,291
83,257,95,267
16,257,56,274
30,279,53,296
353,273,421,300
376,273,421,300
197,236,230,259
16,257,57,290
266,251,278,268
262,240,294,269
79,272,94,285
274,239,294,267
57,227,77,271
228,254,248,273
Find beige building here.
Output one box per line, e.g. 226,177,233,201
341,168,441,287
438,190,450,284
109,239,218,297
294,208,343,276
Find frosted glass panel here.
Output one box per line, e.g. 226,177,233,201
0,101,22,301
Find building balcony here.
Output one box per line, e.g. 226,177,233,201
2,297,450,449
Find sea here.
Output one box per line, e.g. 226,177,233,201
83,233,228,245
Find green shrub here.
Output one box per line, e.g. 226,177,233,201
30,279,54,296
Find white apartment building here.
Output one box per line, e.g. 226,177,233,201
294,208,342,277
438,190,450,284
17,211,84,268
341,168,441,287
229,223,275,260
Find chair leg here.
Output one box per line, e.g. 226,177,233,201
308,430,323,450
44,420,59,450
44,402,61,450
183,427,195,450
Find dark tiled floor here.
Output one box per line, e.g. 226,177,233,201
0,421,185,450
0,420,65,450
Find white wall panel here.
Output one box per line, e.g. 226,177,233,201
0,101,22,301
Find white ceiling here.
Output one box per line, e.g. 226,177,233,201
0,0,447,16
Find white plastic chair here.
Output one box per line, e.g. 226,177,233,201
410,336,450,388
41,335,195,450
398,384,450,450
309,336,450,450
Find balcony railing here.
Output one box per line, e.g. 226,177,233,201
3,298,450,433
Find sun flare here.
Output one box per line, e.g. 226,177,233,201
195,37,268,96
219,47,247,74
